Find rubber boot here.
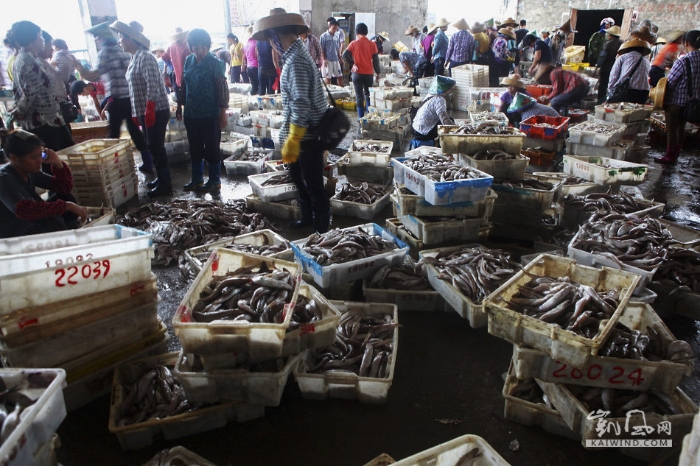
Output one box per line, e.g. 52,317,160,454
138,150,154,173
146,178,159,189
184,161,204,191
656,144,679,164
313,208,332,234
290,199,313,228
147,167,172,197
195,160,221,192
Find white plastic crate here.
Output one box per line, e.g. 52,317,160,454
172,249,300,358
484,254,640,368
184,229,292,272
594,104,653,123
370,86,412,100
290,223,409,288
0,369,66,466
360,113,401,131
362,280,444,312
330,190,392,220
80,206,116,228
392,186,497,218
391,434,509,466
562,155,648,186
531,172,606,201
0,225,153,311
372,97,410,111
174,352,299,406
396,212,486,244
566,139,633,160
491,176,562,213
223,149,275,175
438,128,525,155
220,133,249,156
567,121,625,146
247,171,298,202
451,64,490,87
511,303,692,393
245,194,301,221
57,139,132,167
108,353,265,450
458,153,530,180
70,153,135,186
350,139,393,154
293,301,398,404
73,172,139,208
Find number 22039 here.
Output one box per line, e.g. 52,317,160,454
54,260,111,287
552,361,645,387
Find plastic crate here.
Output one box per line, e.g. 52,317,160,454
360,113,401,131
385,218,492,259
562,45,585,64
336,153,394,183
362,280,444,312
469,111,509,127
513,304,691,393
247,171,298,202
562,155,648,186
567,121,625,147
566,139,633,160
458,153,529,180
223,149,275,175
73,172,139,208
526,84,553,99
184,229,292,273
220,134,249,157
626,144,651,163
172,249,300,358
0,225,153,311
391,434,509,466
372,97,410,111
519,115,570,140
108,353,265,450
69,152,135,187
331,189,392,221
350,139,394,154
291,223,408,289
0,369,67,466
69,120,111,144
560,195,663,233
520,148,556,166
396,212,486,244
392,185,497,218
80,206,116,228
491,176,562,213
451,64,490,88
530,172,605,202
393,157,493,205
245,194,301,221
293,301,398,404
594,104,653,123
438,127,526,155
484,254,640,368
57,139,132,167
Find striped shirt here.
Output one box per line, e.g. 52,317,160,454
432,30,449,60
51,50,75,85
665,50,700,107
278,39,327,145
609,51,650,92
96,44,131,99
125,49,170,118
445,30,475,64
12,50,64,129
521,102,560,120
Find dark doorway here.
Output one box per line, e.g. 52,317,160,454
572,9,625,60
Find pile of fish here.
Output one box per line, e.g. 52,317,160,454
495,178,554,190
602,102,650,111
509,378,552,407
419,246,520,304
191,262,296,323
569,122,621,134
571,216,670,271
653,247,700,293
305,309,396,378
441,122,522,135
299,226,400,266
566,385,683,418
116,363,197,427
563,191,652,215
402,155,486,182
471,149,518,160
118,200,273,266
0,371,56,445
261,172,293,186
367,263,432,291
600,322,694,363
547,175,591,186
288,294,323,332
334,182,390,204
190,239,290,265
352,142,391,153
504,276,621,338
470,112,508,125
226,149,270,162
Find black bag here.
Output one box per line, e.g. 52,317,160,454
59,100,79,123
317,77,350,150
683,60,700,124
410,95,434,121
607,56,643,103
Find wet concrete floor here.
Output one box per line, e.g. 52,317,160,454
55,117,700,465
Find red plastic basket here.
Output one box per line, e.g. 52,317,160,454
519,115,570,140
525,84,553,99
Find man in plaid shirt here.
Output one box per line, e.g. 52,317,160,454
539,68,589,116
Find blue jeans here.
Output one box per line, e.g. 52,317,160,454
550,84,589,116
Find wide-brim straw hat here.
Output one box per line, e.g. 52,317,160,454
664,30,685,43
498,28,516,40
378,31,390,41
252,8,309,41
429,75,456,95
86,21,117,40
151,47,165,53
436,18,450,28
501,75,526,89
453,18,469,31
171,29,189,42
471,22,486,34
110,21,151,49
629,27,656,45
405,26,420,36
604,26,621,37
618,38,652,56
427,23,438,35
649,77,667,110
502,18,518,28
655,37,667,45
558,19,577,34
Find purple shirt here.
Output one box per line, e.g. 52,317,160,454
421,35,435,60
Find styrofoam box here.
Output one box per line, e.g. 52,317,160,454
362,280,444,312
293,301,398,404
291,223,409,289
0,369,66,466
331,190,392,221
531,172,606,202
503,360,580,441
184,230,292,272
396,212,486,244
491,175,562,213
0,225,153,311
247,171,298,202
391,434,509,466
484,254,640,368
172,249,300,358
538,379,697,449
393,157,494,205
419,244,499,328
392,185,497,218
567,121,625,146
245,194,301,221
458,153,530,180
350,139,394,154
174,351,299,406
566,139,633,161
223,149,275,175
511,303,691,394
567,228,658,294
109,353,265,450
438,127,526,155
562,155,648,186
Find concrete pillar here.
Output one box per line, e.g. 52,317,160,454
77,0,118,67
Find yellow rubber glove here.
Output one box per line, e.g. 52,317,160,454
282,123,306,164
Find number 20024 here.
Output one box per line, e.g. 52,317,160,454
54,260,111,287
552,361,645,387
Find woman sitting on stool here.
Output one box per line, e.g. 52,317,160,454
410,75,456,148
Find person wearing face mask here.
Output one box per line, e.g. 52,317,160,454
176,29,229,193
0,129,87,238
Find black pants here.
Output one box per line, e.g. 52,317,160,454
30,124,74,151
623,89,650,105
231,66,242,83
258,67,277,95
649,66,665,88
247,67,259,95
412,125,438,141
108,97,147,152
434,57,446,76
288,138,329,216
597,69,611,104
352,73,373,116
184,116,222,164
139,109,170,170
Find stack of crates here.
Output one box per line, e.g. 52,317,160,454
248,108,283,149
450,64,489,111
0,226,166,412
519,115,569,168
164,113,190,162
360,106,411,148
57,139,137,208
369,85,413,113
377,55,393,78
591,103,654,162
485,254,698,463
